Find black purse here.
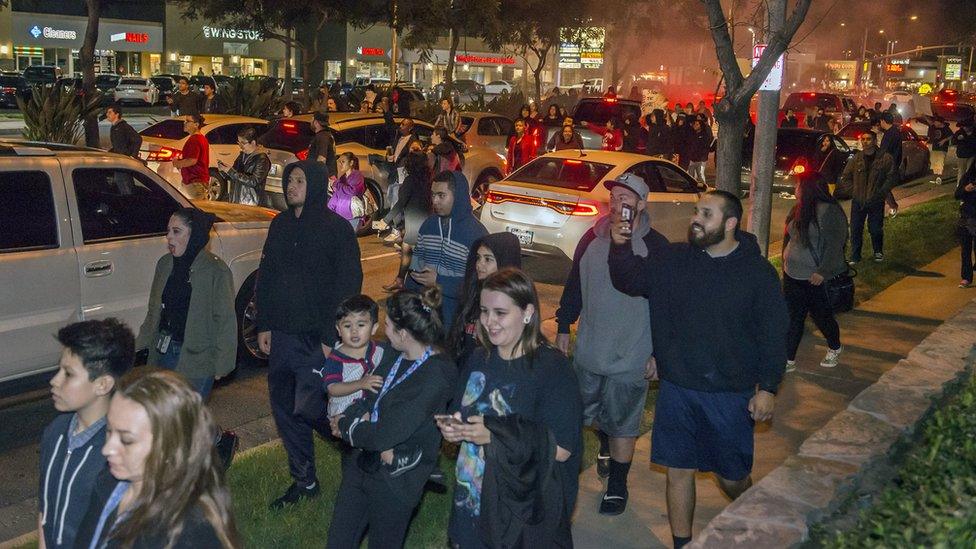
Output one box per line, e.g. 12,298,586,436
811,215,856,314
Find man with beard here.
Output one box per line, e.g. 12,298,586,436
256,159,363,509
607,191,788,549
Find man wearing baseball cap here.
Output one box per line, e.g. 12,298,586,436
555,172,668,515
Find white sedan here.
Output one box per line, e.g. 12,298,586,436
485,80,514,95
139,115,270,201
480,150,704,259
114,78,159,106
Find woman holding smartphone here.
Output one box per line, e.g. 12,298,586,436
328,287,456,548
440,269,582,548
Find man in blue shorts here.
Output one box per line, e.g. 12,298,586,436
608,190,788,548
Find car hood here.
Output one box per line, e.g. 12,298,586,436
192,200,276,226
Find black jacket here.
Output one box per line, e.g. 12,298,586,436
955,127,976,159
645,125,673,156
338,352,456,503
928,124,952,152
808,114,832,132
956,163,976,221
879,125,903,170
108,120,142,158
608,235,788,394
169,90,201,116
307,129,338,178
200,93,225,115
225,151,270,205
815,147,848,184
479,415,571,549
686,129,713,162
255,159,363,346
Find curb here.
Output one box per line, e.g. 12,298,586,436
689,299,976,548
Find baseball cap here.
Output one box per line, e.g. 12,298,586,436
604,172,649,199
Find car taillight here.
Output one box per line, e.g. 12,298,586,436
789,158,808,176
282,121,299,134
296,149,309,160
0,87,14,93
604,97,617,104
146,146,181,162
485,190,599,217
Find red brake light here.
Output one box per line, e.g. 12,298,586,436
282,121,299,134
946,102,955,107
296,148,309,160
485,190,599,217
790,158,808,176
1,87,15,93
604,97,617,103
146,146,180,162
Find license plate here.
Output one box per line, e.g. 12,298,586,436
506,226,533,246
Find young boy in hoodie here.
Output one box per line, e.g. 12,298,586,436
407,170,487,329
38,318,135,548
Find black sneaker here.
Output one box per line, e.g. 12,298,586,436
597,454,610,479
269,481,320,510
387,447,423,478
598,490,628,515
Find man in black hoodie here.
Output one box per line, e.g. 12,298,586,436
256,159,363,509
608,190,788,549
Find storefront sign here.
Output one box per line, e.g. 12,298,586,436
890,58,910,65
202,26,261,41
944,56,963,81
752,44,785,91
885,64,905,74
455,54,515,65
30,25,77,40
357,47,386,57
111,32,149,44
558,27,605,69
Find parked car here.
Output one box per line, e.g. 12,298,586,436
0,74,31,108
138,115,270,201
189,75,217,92
260,112,507,228
910,102,976,139
484,80,514,95
433,79,485,105
480,150,704,259
542,96,643,152
778,92,852,128
836,121,930,181
114,78,159,106
94,74,121,102
22,65,62,87
740,128,854,192
150,75,177,105
0,140,274,384
459,112,514,157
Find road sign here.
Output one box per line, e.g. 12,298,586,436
752,44,785,91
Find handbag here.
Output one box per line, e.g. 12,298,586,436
811,214,856,313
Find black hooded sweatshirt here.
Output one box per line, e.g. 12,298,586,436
255,160,363,346
160,208,215,342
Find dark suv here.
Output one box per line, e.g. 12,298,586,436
22,65,63,87
0,75,31,108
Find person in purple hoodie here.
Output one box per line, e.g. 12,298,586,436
328,152,367,229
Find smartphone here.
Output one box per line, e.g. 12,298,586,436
620,203,635,226
434,414,462,426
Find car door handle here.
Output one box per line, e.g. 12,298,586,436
84,260,113,277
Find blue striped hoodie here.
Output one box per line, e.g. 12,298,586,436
408,171,487,328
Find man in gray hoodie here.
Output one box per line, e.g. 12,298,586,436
556,172,668,515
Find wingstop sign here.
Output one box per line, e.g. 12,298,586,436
752,44,785,91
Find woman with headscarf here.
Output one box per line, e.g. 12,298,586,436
136,208,236,399
448,232,523,368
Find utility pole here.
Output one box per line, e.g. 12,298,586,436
857,27,868,90
747,0,786,257
391,0,399,83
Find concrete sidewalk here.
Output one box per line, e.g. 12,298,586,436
570,247,973,548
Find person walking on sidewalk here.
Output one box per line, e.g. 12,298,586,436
955,163,976,288
608,191,788,549
927,116,952,185
878,112,903,180
555,173,668,516
782,175,849,372
840,130,898,264
256,159,363,510
953,119,976,184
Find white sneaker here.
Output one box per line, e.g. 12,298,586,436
820,347,842,368
371,219,389,231
785,360,796,373
935,176,942,185
383,228,401,243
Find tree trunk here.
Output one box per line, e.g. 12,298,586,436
531,44,550,104
81,0,101,147
283,27,293,97
443,30,460,98
712,98,749,194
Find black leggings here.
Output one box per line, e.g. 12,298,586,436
326,451,419,549
783,274,841,361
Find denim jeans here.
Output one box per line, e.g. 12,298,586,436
158,340,214,399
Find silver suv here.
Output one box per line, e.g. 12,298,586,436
0,141,274,384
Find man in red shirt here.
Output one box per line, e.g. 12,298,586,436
172,114,210,199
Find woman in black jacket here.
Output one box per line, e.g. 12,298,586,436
644,109,673,158
328,287,456,549
956,163,976,288
218,126,271,206
375,151,433,292
813,135,848,193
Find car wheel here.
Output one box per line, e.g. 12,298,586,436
208,170,228,201
235,272,267,367
472,170,501,206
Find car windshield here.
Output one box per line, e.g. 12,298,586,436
932,103,975,122
572,100,641,126
509,157,614,192
140,120,188,140
120,79,145,86
784,93,839,111
261,119,315,154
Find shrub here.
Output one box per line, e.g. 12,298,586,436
18,86,102,144
221,77,284,118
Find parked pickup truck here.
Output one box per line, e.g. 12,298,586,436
542,96,643,152
0,141,275,385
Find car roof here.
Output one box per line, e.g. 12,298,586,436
542,149,670,165
279,113,425,127
0,140,116,156
153,114,269,125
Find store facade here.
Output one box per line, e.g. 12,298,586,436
5,12,162,75
163,4,285,77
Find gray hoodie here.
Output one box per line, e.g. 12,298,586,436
556,211,668,375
